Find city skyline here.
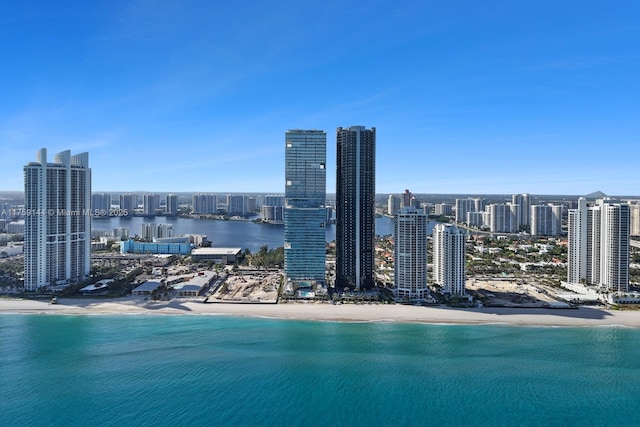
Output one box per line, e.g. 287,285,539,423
1,1,639,195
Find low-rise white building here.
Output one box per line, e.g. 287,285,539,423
132,281,163,296
191,248,242,264
171,272,215,297
7,220,25,234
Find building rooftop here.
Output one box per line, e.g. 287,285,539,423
79,283,109,292
166,271,216,288
132,281,163,293
191,248,242,255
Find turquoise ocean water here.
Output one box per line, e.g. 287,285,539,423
2,315,640,426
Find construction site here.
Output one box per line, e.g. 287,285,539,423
466,278,572,308
205,269,280,303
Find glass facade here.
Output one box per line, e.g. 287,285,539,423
335,126,376,290
284,207,327,283
284,130,327,287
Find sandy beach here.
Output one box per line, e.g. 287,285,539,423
1,297,640,327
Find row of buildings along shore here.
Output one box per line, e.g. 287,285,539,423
92,192,295,219
11,133,640,300
390,193,562,236
282,127,466,300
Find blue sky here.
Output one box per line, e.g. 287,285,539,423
1,0,639,195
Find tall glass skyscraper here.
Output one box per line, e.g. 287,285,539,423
284,130,327,290
335,126,376,291
24,149,91,291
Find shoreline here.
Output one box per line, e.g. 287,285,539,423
1,297,640,328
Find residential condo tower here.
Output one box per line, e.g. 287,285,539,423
335,126,376,291
284,129,327,290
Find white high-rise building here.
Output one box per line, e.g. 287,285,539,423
141,223,174,241
568,198,630,292
531,204,563,236
568,198,594,285
244,196,257,214
455,198,476,224
630,204,640,236
142,194,160,216
261,205,284,223
552,204,563,235
165,194,178,216
192,194,217,214
226,195,246,215
512,193,530,228
119,194,136,216
434,203,453,216
432,223,466,295
466,211,484,228
482,211,491,228
92,193,111,217
487,203,519,233
600,200,630,292
7,221,25,234
394,207,429,300
113,227,130,239
388,194,401,216
24,149,91,291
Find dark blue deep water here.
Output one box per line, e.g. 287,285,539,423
2,315,640,426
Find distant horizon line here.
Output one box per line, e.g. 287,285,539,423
1,189,638,199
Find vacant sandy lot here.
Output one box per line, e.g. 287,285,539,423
209,271,279,303
466,279,563,307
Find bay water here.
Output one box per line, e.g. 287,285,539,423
92,216,437,252
2,315,640,426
